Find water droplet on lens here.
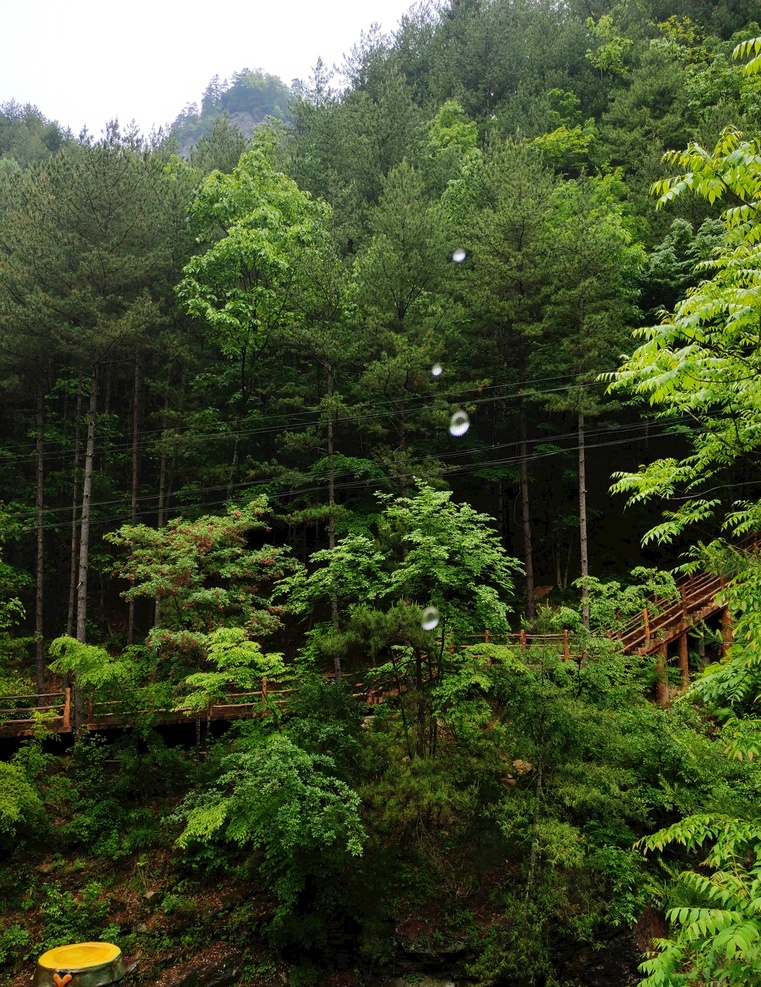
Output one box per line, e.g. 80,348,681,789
452,248,467,263
421,606,440,631
431,363,443,377
449,410,470,437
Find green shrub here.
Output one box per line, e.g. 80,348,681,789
39,881,117,951
0,762,45,849
0,923,31,965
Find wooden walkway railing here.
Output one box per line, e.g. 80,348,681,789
477,629,573,659
0,676,395,739
0,687,269,739
614,570,727,656
3,546,753,737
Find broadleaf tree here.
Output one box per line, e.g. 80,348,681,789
106,498,299,695
281,483,522,758
176,142,333,496
608,38,761,987
609,122,761,544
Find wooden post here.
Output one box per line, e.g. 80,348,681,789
563,628,570,661
656,643,670,708
484,628,491,644
519,629,527,648
677,631,690,691
63,687,71,731
261,677,268,712
87,697,94,725
643,608,651,649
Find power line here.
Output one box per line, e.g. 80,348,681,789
6,413,688,526
0,369,668,468
15,416,704,535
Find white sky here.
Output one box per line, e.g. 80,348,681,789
0,0,416,136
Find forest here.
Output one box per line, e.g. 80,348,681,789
3,1,761,985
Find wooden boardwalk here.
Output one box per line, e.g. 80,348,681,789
0,687,268,739
614,570,728,657
612,566,735,704
0,678,394,739
0,555,744,738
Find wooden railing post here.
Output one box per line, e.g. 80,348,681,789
643,608,650,649
484,628,490,644
63,688,71,731
519,629,527,648
563,628,570,661
677,632,690,691
261,677,268,711
655,644,669,707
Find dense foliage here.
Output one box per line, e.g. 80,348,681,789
4,2,761,986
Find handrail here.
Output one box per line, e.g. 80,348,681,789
3,537,757,737
615,571,727,655
0,679,379,738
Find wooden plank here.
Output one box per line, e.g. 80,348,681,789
1,544,755,739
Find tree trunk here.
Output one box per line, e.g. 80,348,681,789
155,365,178,629
74,368,98,733
227,341,248,501
101,360,112,472
656,643,670,708
415,650,426,758
128,354,142,644
398,403,408,499
66,378,83,638
677,631,690,691
76,369,98,642
35,386,45,693
578,407,590,629
520,396,535,619
326,365,341,681
525,755,543,899
498,478,508,547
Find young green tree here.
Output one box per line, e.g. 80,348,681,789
173,731,365,929
178,627,285,715
106,498,299,689
282,484,521,757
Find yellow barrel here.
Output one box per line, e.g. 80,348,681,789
34,942,125,987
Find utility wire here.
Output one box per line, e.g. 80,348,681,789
15,417,706,535
4,413,692,526
1,371,678,467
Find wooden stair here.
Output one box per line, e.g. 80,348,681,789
615,570,728,656
3,542,757,737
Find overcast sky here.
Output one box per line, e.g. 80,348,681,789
0,0,416,136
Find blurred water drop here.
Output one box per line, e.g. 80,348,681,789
449,409,470,437
421,606,440,631
452,248,467,263
431,363,443,377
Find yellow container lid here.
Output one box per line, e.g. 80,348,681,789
34,943,125,987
